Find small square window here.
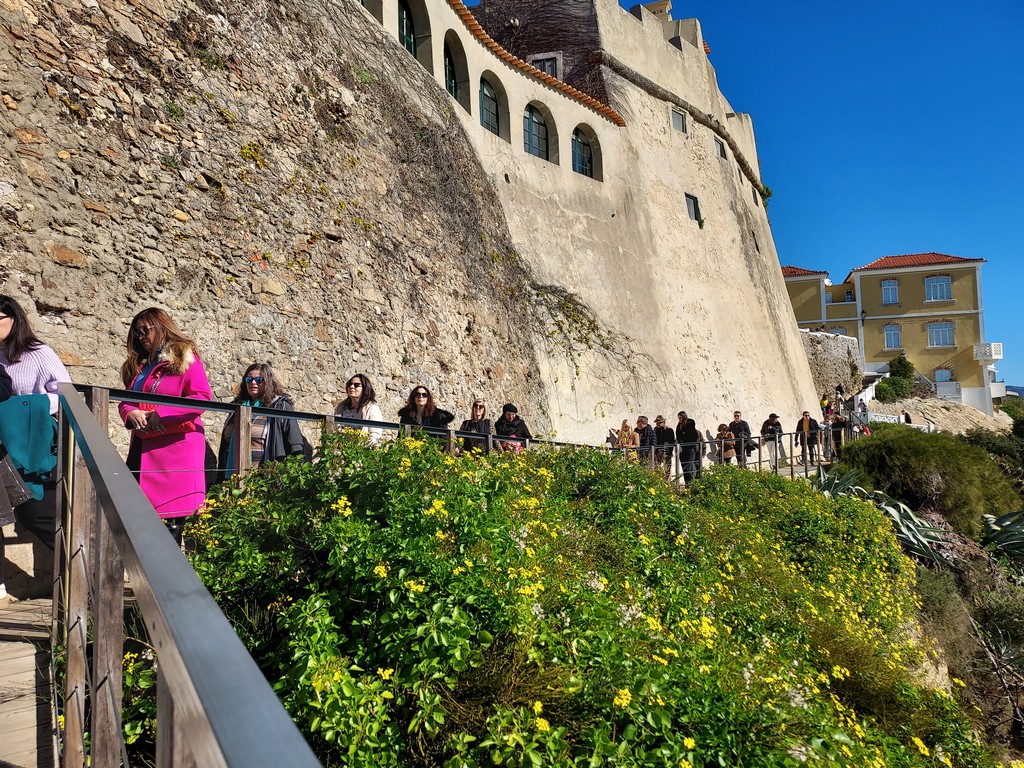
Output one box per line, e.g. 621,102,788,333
531,57,558,78
934,369,953,383
925,275,952,301
884,325,902,350
714,138,726,158
671,109,686,133
685,194,701,222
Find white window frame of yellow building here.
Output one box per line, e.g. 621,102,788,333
883,324,902,350
924,275,953,302
881,279,899,305
927,321,955,348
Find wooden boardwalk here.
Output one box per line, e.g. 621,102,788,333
0,598,54,768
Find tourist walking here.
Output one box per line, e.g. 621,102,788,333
119,308,213,545
760,413,786,471
336,373,384,444
219,363,307,477
495,403,532,452
794,410,820,465
0,295,71,603
728,410,752,467
398,385,455,430
613,419,639,458
653,415,675,478
635,416,656,462
715,423,736,464
459,399,492,453
675,411,701,483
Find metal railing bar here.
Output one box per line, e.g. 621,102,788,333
57,383,319,767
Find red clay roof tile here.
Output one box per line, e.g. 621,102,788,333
851,252,985,272
781,266,828,277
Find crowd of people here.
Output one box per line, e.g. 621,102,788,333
0,295,873,596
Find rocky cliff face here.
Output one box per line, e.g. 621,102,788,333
1,0,555,425
801,331,862,405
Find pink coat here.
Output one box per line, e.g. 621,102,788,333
118,344,213,518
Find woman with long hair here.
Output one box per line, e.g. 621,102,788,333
118,308,212,542
219,363,307,476
613,418,639,457
398,385,454,429
459,399,491,453
0,294,71,415
335,373,384,444
0,295,70,603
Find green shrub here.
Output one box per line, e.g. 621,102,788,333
889,353,916,381
875,376,913,403
837,426,1021,538
182,434,993,767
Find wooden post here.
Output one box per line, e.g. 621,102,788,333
235,405,252,477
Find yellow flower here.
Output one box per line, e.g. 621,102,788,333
377,667,394,680
373,564,389,579
613,689,632,708
535,717,550,733
679,760,693,768
331,496,353,517
404,579,426,593
533,701,543,714
683,736,696,750
911,736,929,757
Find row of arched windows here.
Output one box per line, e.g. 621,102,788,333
371,0,604,181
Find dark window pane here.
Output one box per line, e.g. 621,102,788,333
524,105,548,160
480,79,499,135
399,0,416,56
444,45,457,99
572,128,592,177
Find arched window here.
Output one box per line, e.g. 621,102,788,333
399,0,416,57
572,128,593,177
571,124,602,180
397,0,432,73
927,321,955,348
524,105,548,159
480,79,499,135
444,45,457,98
442,32,470,113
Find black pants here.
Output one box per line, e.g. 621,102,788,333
0,484,57,586
679,445,700,484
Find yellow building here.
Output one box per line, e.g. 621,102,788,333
782,254,1004,415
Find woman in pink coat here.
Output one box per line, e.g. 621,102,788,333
118,309,212,543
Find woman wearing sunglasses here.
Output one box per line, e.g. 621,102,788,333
335,373,384,444
219,363,308,476
459,399,492,453
119,308,212,542
398,385,454,430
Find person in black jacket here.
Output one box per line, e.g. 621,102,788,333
399,385,455,431
459,399,492,453
675,410,701,484
728,410,753,468
218,363,307,477
760,413,786,471
0,363,10,403
653,415,675,478
635,416,656,461
495,403,532,452
794,410,820,465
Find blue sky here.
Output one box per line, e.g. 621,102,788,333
616,0,1024,385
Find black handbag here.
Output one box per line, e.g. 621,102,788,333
0,444,34,526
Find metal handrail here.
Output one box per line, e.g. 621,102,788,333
55,383,320,767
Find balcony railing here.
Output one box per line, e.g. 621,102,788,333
974,342,1004,361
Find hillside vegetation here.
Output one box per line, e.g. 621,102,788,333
183,434,996,767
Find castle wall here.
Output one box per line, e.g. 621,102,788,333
385,0,818,436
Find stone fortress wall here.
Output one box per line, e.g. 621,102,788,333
1,0,817,447
364,0,820,438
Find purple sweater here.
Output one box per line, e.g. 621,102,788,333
0,344,72,414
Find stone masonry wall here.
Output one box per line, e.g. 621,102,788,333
1,0,555,437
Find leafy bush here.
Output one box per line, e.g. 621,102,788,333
889,353,916,381
875,376,913,403
183,434,994,767
836,426,1021,538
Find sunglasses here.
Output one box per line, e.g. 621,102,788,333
414,391,429,398
473,403,485,409
244,376,266,384
347,381,363,389
134,325,154,338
